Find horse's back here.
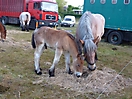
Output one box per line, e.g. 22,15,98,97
34,27,76,51
34,27,69,45
92,13,105,39
19,12,31,21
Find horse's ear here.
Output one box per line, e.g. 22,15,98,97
93,36,99,44
79,39,85,46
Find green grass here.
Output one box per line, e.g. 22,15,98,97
0,25,132,99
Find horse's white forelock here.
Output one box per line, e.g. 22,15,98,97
84,39,97,53
78,11,96,53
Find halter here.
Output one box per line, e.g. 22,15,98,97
85,57,96,66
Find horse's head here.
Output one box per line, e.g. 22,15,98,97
73,54,84,77
80,36,99,71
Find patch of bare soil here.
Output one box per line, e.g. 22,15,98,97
0,30,31,49
33,63,132,95
0,85,9,94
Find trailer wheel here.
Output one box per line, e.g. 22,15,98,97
2,16,8,25
108,31,122,45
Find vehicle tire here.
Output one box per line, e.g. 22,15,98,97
108,31,122,45
61,24,63,27
1,16,8,25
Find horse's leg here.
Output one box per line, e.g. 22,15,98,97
26,25,29,32
22,21,25,31
64,52,73,74
49,48,63,77
34,43,45,75
26,20,30,32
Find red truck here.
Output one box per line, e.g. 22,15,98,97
0,0,58,29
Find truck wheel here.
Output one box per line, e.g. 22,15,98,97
108,31,122,45
2,16,8,25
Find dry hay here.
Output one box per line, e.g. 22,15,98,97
33,63,132,95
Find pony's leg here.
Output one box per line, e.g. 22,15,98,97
49,48,63,77
34,44,44,75
64,52,73,74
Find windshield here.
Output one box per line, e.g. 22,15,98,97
64,18,71,21
41,2,58,12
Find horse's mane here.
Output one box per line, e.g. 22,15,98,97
78,11,97,53
67,33,82,55
78,11,94,40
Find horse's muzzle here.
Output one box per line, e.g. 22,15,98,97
75,72,82,77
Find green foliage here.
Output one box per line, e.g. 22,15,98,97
56,0,67,13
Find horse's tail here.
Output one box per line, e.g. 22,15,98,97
31,33,36,49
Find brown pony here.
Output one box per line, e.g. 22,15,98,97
32,27,84,77
0,22,6,42
76,11,105,71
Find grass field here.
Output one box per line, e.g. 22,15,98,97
0,24,132,99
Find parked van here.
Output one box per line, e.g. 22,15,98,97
61,15,76,27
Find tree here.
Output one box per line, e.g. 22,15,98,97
56,0,67,13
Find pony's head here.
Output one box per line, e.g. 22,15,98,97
2,25,6,39
80,36,99,71
73,53,84,77
67,33,84,77
0,22,6,41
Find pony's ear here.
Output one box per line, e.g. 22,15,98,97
93,36,99,44
79,39,85,46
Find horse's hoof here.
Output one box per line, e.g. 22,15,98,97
88,66,96,71
35,70,42,75
49,69,55,77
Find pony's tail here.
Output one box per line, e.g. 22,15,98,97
31,33,36,48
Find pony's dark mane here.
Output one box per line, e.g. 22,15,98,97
67,33,82,55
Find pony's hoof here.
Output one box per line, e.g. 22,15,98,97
49,69,55,77
35,70,42,75
76,74,81,78
1,40,4,42
88,66,96,71
68,68,73,75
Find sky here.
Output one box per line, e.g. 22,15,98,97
65,0,84,7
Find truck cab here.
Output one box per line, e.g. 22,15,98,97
0,0,59,29
28,0,58,29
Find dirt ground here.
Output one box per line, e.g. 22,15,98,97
33,63,132,95
1,30,132,98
